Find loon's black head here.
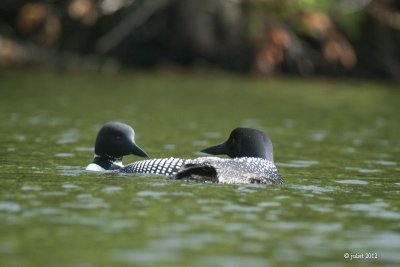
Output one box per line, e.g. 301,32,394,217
201,128,274,161
94,121,149,159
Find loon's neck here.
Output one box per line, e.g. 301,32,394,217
87,154,123,171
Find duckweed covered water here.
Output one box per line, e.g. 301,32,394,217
0,70,399,267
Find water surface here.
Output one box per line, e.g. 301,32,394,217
0,71,399,267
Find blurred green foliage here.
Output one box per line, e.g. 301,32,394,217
0,0,399,81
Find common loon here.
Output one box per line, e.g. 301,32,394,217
86,121,149,171
120,128,283,184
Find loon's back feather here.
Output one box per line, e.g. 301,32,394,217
120,157,185,176
178,157,283,184
120,156,283,184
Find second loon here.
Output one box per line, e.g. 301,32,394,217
86,121,149,171
120,127,284,184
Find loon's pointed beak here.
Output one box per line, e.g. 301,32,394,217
201,142,227,155
130,143,149,158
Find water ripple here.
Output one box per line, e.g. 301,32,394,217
290,184,337,194
345,167,380,173
197,255,269,267
308,129,327,141
102,186,122,194
54,153,74,158
136,191,166,198
21,185,42,191
335,179,368,185
343,201,400,220
0,201,21,212
278,160,318,168
58,166,83,176
370,160,397,166
62,183,82,190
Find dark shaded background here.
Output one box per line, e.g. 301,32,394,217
1,0,399,82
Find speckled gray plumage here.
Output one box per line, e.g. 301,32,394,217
120,156,283,184
183,157,283,184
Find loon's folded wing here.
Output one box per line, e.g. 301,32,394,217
173,163,218,183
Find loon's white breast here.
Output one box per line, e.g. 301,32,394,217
86,163,106,171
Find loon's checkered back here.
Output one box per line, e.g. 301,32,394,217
120,156,283,184
121,157,186,176
184,157,283,184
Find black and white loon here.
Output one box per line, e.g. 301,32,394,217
121,127,283,184
86,121,149,171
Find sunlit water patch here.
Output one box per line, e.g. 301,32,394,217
61,194,110,210
335,179,369,185
21,185,42,191
308,129,327,141
289,184,338,194
54,153,74,158
345,166,380,173
57,166,84,176
278,160,319,168
369,160,397,166
342,201,400,220
0,201,21,213
101,186,123,194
